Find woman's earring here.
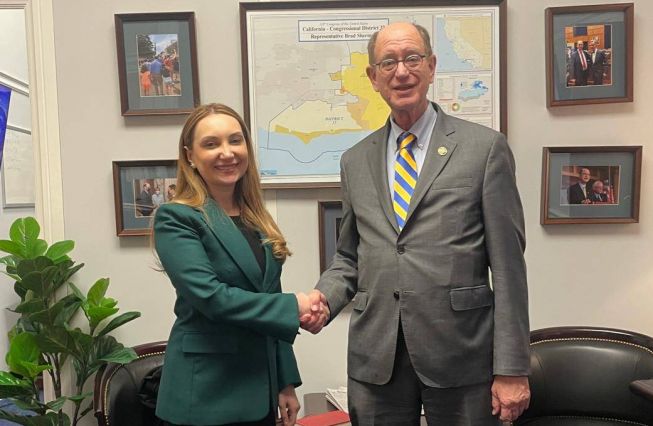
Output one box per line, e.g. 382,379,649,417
189,162,196,169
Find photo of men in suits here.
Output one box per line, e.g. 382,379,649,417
568,167,592,204
562,165,619,205
589,39,608,85
565,25,612,87
570,40,591,86
590,180,609,202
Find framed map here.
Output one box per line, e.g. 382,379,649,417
240,0,506,188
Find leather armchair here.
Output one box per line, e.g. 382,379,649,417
94,341,166,426
515,326,653,425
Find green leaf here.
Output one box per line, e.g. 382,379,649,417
86,306,119,330
16,257,54,278
100,297,117,309
6,333,50,380
0,254,18,267
46,396,67,411
90,335,123,363
53,295,82,327
44,240,74,263
66,390,92,403
87,278,109,305
100,347,137,364
68,282,85,301
13,281,27,299
26,239,48,259
20,272,47,298
97,311,141,337
68,328,93,360
55,261,83,286
13,298,45,314
34,327,75,356
16,361,51,379
10,217,40,245
0,240,24,258
0,371,33,398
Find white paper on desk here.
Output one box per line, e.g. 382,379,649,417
326,386,425,415
325,386,348,413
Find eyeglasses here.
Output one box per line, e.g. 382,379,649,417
374,54,427,73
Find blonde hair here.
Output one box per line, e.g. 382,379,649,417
173,103,291,261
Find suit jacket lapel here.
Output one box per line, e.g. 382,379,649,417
405,105,458,225
366,121,400,234
203,200,264,292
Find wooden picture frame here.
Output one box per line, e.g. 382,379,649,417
545,3,633,107
112,160,177,236
318,201,343,273
540,146,641,224
240,0,506,188
114,12,200,116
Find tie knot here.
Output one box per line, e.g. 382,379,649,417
397,132,416,151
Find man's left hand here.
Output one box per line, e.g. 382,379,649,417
491,375,530,422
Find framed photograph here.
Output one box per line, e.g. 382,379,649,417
318,201,343,273
241,0,506,188
112,160,177,236
114,12,200,116
545,3,633,107
540,146,641,225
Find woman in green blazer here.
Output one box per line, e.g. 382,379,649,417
154,103,318,426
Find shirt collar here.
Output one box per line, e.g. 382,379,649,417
389,104,437,152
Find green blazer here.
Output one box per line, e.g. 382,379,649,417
153,200,301,425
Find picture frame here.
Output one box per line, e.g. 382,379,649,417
240,0,506,188
545,3,633,107
318,201,343,273
112,160,177,236
114,12,200,116
2,125,34,208
540,146,641,225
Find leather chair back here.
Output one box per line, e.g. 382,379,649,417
94,341,166,426
516,327,653,425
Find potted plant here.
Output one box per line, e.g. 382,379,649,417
0,217,141,426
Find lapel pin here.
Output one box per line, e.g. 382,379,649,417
437,146,448,156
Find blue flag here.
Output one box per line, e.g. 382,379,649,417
0,83,11,168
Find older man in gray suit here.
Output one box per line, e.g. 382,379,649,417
302,22,530,425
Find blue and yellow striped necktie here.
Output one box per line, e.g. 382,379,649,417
393,132,418,230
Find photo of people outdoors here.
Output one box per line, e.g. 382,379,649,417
560,165,620,205
136,33,181,97
132,177,177,217
565,24,612,87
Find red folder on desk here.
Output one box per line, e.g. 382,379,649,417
296,410,350,426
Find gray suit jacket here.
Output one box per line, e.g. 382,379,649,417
317,103,529,388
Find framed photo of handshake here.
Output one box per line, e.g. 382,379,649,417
545,3,633,107
540,146,642,225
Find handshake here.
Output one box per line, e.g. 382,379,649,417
295,289,330,334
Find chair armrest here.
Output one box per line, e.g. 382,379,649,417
630,379,653,402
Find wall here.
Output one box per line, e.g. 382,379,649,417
45,0,653,422
0,6,35,371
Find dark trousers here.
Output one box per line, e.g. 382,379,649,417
348,326,500,426
164,409,275,426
